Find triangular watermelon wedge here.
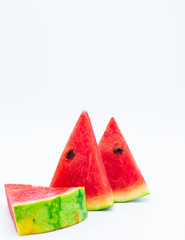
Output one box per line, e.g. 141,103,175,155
5,184,87,235
50,111,114,210
98,118,150,202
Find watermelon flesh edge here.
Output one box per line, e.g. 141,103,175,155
98,117,150,202
5,184,88,235
50,111,114,210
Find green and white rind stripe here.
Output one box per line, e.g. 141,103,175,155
13,187,87,236
114,184,150,202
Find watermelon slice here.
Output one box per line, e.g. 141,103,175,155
50,111,114,210
5,184,87,235
98,117,150,202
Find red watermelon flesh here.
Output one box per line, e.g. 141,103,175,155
50,111,114,210
5,184,87,235
5,184,77,206
98,117,150,202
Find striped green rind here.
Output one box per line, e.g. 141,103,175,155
13,187,87,236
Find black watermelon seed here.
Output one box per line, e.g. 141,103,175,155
66,150,75,159
114,147,123,154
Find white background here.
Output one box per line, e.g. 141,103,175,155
0,0,185,239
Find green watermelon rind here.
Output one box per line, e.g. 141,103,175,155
113,184,150,203
87,201,114,211
11,187,87,235
91,203,114,211
86,191,115,211
114,191,150,202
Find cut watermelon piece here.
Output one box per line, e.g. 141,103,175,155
5,184,87,235
50,111,114,210
98,118,150,202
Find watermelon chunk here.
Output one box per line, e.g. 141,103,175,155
98,117,150,202
5,184,87,235
50,111,114,210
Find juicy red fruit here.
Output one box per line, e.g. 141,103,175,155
99,117,150,201
50,111,114,210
